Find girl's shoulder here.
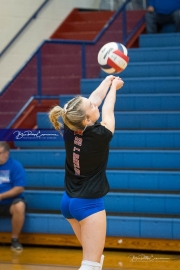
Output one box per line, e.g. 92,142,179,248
86,122,113,141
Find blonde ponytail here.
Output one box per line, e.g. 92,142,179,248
49,96,86,131
49,106,64,130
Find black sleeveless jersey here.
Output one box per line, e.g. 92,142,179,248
63,123,113,198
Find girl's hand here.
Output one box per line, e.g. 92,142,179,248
104,75,116,86
112,77,124,90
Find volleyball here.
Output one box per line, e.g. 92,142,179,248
97,42,129,74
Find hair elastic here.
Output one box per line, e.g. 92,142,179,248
64,103,68,114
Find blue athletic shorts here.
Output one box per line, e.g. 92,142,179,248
60,191,105,221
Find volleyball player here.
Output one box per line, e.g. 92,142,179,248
49,75,124,270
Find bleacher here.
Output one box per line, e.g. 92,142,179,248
1,32,180,251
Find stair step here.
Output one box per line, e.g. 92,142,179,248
70,10,114,22
25,169,180,191
10,149,180,170
1,213,180,239
57,24,135,34
54,32,98,41
59,21,109,32
23,190,180,215
128,47,180,62
81,77,180,94
113,111,180,129
101,62,180,78
140,33,180,48
51,9,114,40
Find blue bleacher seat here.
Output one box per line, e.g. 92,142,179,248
139,33,180,48
1,213,180,239
81,77,180,95
10,149,180,170
25,169,180,191
23,190,180,215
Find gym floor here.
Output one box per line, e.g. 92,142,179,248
0,245,180,270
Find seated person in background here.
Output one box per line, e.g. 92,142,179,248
146,0,180,33
0,141,26,251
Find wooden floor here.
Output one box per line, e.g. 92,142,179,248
0,245,180,270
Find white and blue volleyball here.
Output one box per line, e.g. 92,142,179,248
97,42,129,74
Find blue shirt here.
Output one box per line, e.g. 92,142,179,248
0,157,26,205
148,0,180,14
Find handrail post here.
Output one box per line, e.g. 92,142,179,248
122,6,127,43
37,49,42,104
81,43,86,79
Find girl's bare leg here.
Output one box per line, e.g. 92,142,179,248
67,218,82,245
80,210,106,263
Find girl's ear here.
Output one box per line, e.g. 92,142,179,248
82,118,88,126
